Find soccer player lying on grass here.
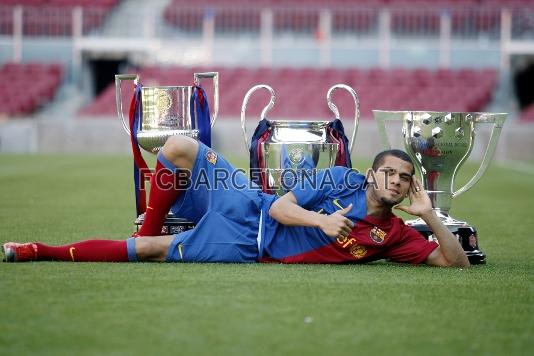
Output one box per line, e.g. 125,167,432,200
2,135,469,267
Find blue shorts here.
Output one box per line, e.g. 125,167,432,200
165,143,267,263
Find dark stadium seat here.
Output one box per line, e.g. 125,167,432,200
78,66,498,120
0,62,63,117
520,102,534,122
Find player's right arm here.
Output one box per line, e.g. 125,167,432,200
269,191,354,238
395,176,470,268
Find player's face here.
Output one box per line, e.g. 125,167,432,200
371,156,414,207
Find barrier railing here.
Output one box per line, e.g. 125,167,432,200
1,4,532,40
0,5,112,37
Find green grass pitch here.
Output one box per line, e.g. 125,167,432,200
0,153,532,355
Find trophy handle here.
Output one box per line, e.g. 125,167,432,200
193,72,219,128
115,74,140,135
452,113,506,198
240,84,276,151
327,84,360,154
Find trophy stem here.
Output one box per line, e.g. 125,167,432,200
425,190,453,215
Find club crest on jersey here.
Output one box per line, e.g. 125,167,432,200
350,244,367,259
369,226,387,244
205,150,218,165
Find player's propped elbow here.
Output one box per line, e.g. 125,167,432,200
425,246,471,268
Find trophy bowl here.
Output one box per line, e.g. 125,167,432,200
136,86,199,153
115,72,219,153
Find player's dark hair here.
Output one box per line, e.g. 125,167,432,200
372,149,415,175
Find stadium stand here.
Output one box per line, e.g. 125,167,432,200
79,66,497,120
0,62,63,117
0,0,119,36
163,0,534,35
0,1,527,122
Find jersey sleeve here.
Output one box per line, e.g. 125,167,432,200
290,167,346,209
383,225,439,265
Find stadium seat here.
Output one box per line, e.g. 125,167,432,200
0,62,63,117
79,66,498,120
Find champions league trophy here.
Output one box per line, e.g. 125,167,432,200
115,72,219,234
241,84,360,195
374,110,506,264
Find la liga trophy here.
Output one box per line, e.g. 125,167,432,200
115,72,219,234
241,84,360,195
374,110,506,264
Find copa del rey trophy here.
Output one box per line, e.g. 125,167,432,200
374,110,506,264
241,84,360,195
115,72,219,234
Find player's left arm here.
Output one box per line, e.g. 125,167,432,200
395,176,470,268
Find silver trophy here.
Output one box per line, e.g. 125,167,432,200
374,110,507,264
115,72,219,234
242,84,360,196
115,72,219,153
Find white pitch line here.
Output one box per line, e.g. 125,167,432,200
497,161,534,175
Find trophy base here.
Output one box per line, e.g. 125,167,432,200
406,216,486,265
135,213,195,235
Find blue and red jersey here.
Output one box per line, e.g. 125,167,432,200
260,167,438,264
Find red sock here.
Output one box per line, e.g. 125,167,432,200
35,240,129,262
136,155,187,236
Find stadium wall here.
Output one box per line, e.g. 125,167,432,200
0,117,532,163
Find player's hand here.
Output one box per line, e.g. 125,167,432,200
394,175,433,217
319,204,354,239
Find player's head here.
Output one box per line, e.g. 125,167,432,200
372,149,415,175
369,150,415,207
